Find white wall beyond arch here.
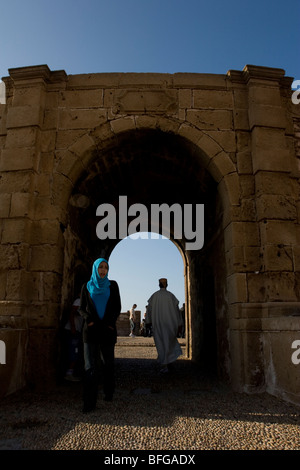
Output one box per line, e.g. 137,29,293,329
0,81,6,104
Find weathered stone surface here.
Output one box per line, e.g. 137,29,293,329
0,193,11,217
251,127,291,173
193,89,233,109
1,218,31,244
58,108,107,130
59,89,103,108
256,194,297,221
248,272,298,303
186,109,233,130
0,64,299,407
260,220,298,245
4,127,38,148
0,147,37,171
6,106,43,128
29,245,64,273
110,89,178,114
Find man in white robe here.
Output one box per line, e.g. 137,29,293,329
147,278,183,372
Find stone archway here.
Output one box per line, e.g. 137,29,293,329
59,122,230,381
1,65,299,405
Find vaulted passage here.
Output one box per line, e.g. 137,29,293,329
62,129,226,379
67,129,217,252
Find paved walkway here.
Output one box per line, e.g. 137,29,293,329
0,337,299,452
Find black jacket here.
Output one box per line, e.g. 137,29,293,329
79,280,121,343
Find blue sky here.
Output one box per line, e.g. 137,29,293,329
0,0,299,78
0,0,299,313
108,235,186,313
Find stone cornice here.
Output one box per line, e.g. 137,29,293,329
227,64,292,86
8,64,51,81
242,64,286,82
5,65,67,86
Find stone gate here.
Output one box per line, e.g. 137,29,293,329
0,64,299,405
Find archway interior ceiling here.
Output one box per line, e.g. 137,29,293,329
68,130,219,253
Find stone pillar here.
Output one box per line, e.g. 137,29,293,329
230,66,300,400
0,66,67,394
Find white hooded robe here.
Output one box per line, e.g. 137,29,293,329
147,288,183,365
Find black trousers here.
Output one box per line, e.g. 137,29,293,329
83,338,115,409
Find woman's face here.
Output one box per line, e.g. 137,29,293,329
98,261,108,278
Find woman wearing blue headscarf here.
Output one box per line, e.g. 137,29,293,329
79,258,121,412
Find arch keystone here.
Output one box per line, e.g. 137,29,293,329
134,115,159,129
110,116,136,134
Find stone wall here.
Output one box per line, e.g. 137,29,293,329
0,64,299,405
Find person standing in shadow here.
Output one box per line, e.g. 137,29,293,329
79,258,121,412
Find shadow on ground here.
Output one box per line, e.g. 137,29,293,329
0,339,299,450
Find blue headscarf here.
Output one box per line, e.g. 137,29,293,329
87,258,111,319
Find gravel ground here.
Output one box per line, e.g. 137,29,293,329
0,337,299,452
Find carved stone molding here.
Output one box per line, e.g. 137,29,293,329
112,89,178,114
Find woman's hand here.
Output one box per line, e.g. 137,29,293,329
87,321,94,327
